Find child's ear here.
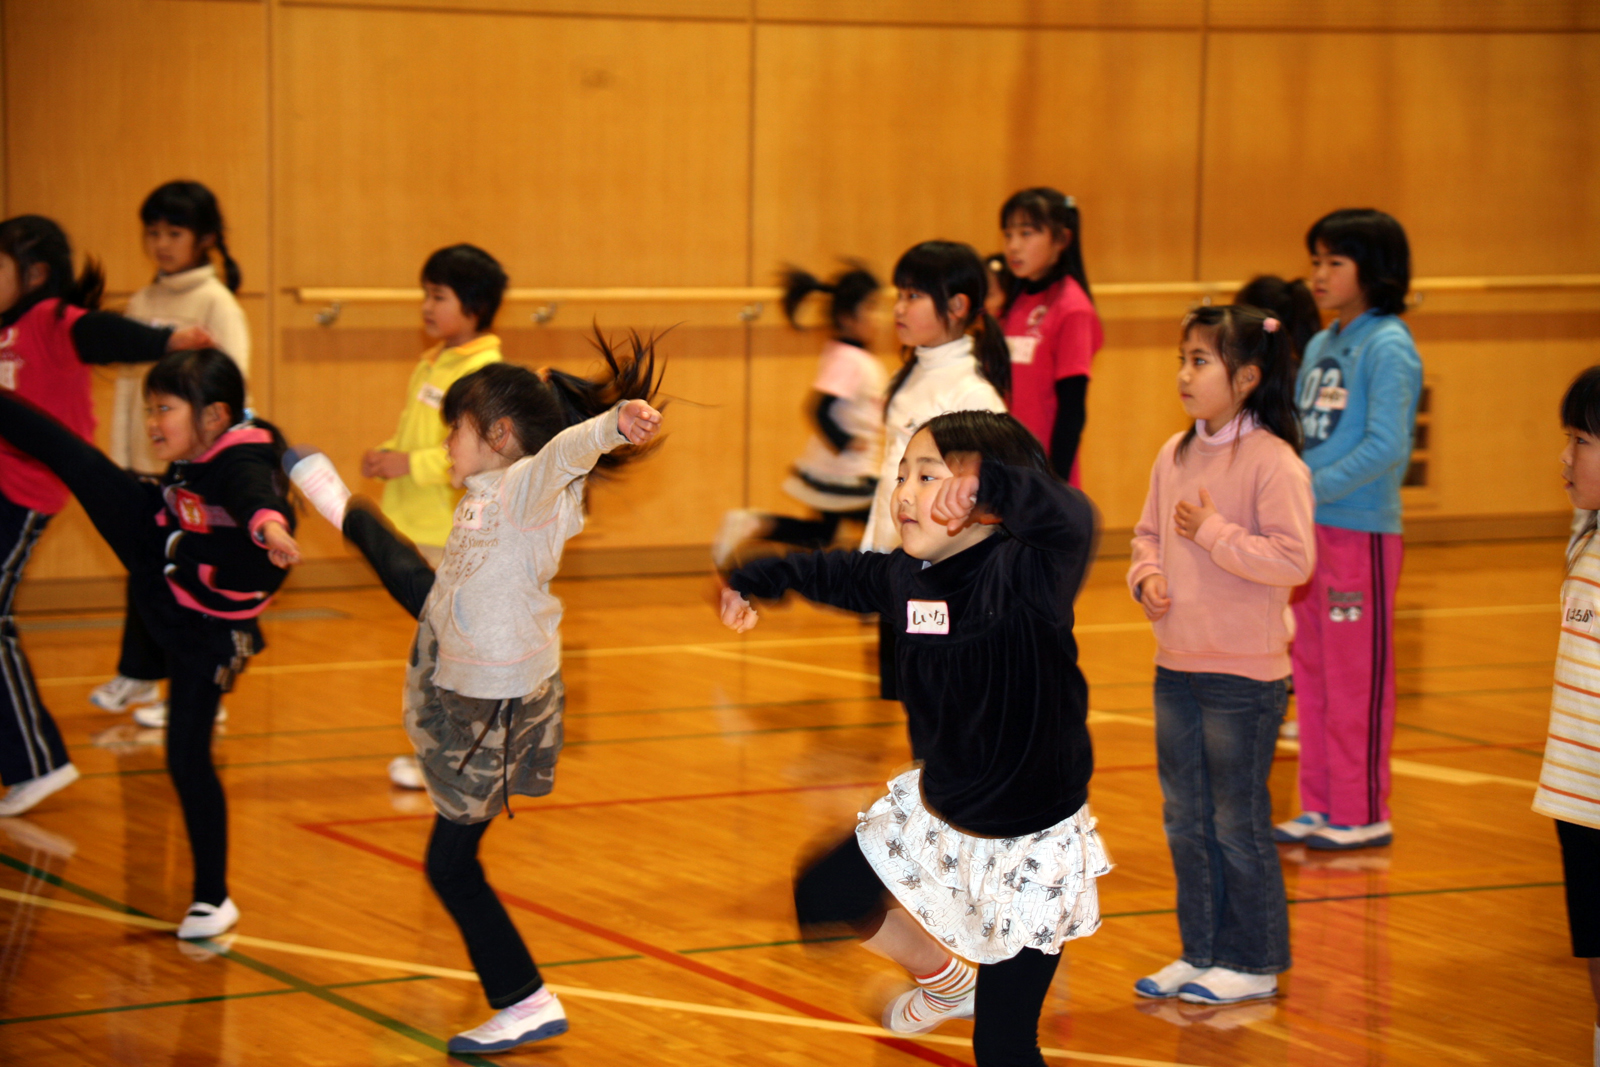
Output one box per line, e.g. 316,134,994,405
22,262,47,291
1057,228,1074,250
946,293,970,322
199,401,231,435
1235,365,1261,392
489,415,516,453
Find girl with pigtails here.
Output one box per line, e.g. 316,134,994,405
712,262,886,565
286,331,664,1055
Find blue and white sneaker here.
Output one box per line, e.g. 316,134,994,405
1305,820,1393,851
448,988,567,1054
1271,812,1327,843
1177,966,1278,1005
1135,959,1207,999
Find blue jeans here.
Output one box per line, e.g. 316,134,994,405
1154,667,1291,975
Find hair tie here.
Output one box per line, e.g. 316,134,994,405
1063,194,1076,209
1263,317,1280,333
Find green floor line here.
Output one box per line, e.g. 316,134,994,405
1393,719,1546,757
0,974,434,1027
678,935,853,954
0,853,495,1066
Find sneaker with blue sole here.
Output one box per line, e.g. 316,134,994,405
1177,966,1278,1005
1135,959,1207,999
1305,820,1392,850
448,988,567,1054
1271,812,1327,843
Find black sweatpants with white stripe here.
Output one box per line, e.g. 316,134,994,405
0,491,70,787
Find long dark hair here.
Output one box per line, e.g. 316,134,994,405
922,409,1050,476
443,325,664,481
1176,304,1302,460
145,347,289,471
1306,208,1410,317
1234,275,1321,367
781,262,878,343
141,181,242,293
887,241,1010,405
998,187,1092,314
0,215,105,328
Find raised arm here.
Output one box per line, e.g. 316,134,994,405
503,400,661,523
71,312,174,364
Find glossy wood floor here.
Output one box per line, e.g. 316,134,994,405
1,539,1590,1066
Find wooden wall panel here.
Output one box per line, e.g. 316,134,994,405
751,24,1203,285
287,0,749,17
1208,0,1600,31
2,0,267,293
1199,31,1600,281
274,6,751,287
755,0,1201,27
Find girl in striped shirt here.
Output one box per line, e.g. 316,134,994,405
1538,365,1600,1065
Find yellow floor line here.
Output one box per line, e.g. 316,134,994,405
1274,739,1536,787
681,645,880,683
1395,604,1550,619
0,886,1203,1066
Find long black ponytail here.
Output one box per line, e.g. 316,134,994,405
886,240,1010,406
1176,304,1301,461
141,180,241,293
0,215,105,328
781,262,879,344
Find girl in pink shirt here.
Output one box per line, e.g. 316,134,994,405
1126,305,1314,1006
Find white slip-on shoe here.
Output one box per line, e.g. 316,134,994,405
1177,966,1278,1005
132,702,228,729
711,509,765,569
387,755,425,790
448,988,568,1053
0,764,80,817
881,984,977,1035
1135,959,1208,999
90,675,161,712
176,898,239,940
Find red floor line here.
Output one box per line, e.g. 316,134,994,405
298,823,971,1067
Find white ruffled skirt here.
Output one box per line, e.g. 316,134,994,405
855,769,1112,965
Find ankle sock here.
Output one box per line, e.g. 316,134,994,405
914,956,976,1012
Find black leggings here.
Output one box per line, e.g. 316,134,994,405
0,393,232,905
342,503,543,1008
762,506,869,553
795,834,1063,1067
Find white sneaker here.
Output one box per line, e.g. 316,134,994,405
1271,811,1328,843
1134,959,1207,999
0,764,80,816
448,988,568,1053
132,702,228,729
1177,966,1278,1005
1279,719,1299,739
388,755,425,790
881,984,976,1035
1305,820,1393,851
711,509,765,569
284,448,351,530
90,675,160,712
176,897,239,940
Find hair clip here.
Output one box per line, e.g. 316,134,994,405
1063,195,1076,209
1263,318,1280,333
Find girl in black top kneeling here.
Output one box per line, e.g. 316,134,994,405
718,410,1108,1067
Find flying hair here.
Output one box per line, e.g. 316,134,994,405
780,261,879,341
0,215,105,328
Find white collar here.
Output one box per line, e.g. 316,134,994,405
1193,411,1259,446
152,263,218,294
913,334,974,368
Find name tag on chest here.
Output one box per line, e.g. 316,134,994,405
907,600,950,635
1006,336,1038,366
417,382,445,410
456,499,492,531
1314,385,1348,411
1564,596,1596,633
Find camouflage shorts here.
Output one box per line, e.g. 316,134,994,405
403,621,565,824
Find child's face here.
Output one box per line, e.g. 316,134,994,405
1177,327,1253,428
892,428,994,564
146,391,225,462
1310,241,1366,319
1002,218,1067,283
446,416,515,488
837,295,878,346
144,222,207,275
894,289,963,348
422,283,479,346
1561,426,1600,510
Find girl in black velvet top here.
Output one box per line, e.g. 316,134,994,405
719,410,1108,1067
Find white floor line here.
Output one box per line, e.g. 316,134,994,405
1274,739,1537,786
0,885,1207,1066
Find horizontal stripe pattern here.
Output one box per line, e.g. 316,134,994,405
1535,529,1600,829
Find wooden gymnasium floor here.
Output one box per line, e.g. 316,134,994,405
0,538,1591,1066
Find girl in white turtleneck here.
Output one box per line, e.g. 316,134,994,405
860,240,1009,554
91,181,252,722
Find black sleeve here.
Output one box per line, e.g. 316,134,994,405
70,312,173,365
342,500,435,619
1049,375,1088,480
811,393,853,453
213,448,296,537
977,462,1098,613
729,548,896,617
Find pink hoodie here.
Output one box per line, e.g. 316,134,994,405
1127,416,1315,681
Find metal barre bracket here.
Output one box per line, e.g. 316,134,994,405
532,302,559,325
739,302,764,323
315,302,342,327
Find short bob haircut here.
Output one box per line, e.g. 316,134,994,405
917,409,1051,477
1561,366,1600,440
421,244,508,331
1305,209,1411,317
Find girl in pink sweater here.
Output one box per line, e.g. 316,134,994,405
1127,305,1314,1006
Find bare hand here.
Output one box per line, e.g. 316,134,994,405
167,325,215,351
618,400,663,446
718,582,759,633
362,449,409,479
1139,574,1171,620
928,452,997,534
1173,487,1218,541
261,521,301,568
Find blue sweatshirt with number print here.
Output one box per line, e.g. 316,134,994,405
1294,310,1422,534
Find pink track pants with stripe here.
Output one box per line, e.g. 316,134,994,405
1290,525,1403,826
